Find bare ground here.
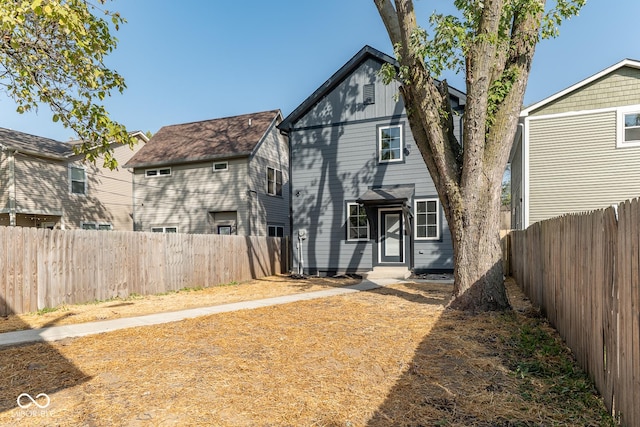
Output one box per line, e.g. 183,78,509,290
0,276,612,426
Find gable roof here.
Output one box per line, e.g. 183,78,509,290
125,110,282,168
278,45,466,131
521,58,640,116
0,127,71,159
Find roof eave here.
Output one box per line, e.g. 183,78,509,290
124,152,252,169
278,46,398,131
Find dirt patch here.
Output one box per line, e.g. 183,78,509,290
0,275,360,333
0,277,612,426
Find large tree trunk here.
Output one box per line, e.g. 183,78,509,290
448,182,509,312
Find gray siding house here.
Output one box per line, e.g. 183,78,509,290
0,128,147,230
511,59,640,229
278,46,465,276
125,110,289,236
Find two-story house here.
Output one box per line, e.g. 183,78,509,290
278,46,465,277
0,127,147,230
511,59,640,229
125,110,289,236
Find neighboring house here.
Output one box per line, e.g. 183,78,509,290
511,59,640,229
124,110,289,237
0,128,148,230
277,45,465,276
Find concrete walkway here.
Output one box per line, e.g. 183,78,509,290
0,278,401,348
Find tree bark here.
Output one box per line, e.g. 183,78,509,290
374,0,545,312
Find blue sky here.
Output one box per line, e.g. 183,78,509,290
2,0,640,141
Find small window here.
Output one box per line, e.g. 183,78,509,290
268,225,284,237
347,203,369,241
218,225,232,235
267,167,283,196
70,165,86,194
617,107,640,148
213,162,228,172
415,199,440,240
151,226,177,233
146,167,171,177
81,222,112,231
378,125,403,163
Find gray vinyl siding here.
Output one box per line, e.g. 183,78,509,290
531,67,640,116
248,119,290,237
133,158,251,234
290,118,454,274
528,110,640,223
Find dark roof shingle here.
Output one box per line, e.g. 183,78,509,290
0,127,71,158
125,110,281,168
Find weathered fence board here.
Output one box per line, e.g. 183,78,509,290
0,227,284,317
510,199,640,426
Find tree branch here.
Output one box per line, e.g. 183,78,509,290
373,0,402,46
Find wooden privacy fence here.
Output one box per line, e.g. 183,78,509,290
0,227,284,317
510,199,640,426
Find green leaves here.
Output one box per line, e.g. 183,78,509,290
0,0,131,169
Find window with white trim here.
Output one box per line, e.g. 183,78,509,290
267,167,283,196
151,226,177,233
145,167,171,177
213,162,228,172
70,165,86,194
415,199,440,240
378,125,403,163
347,203,369,241
618,108,640,147
268,225,284,237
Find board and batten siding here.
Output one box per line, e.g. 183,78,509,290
530,67,640,116
294,58,405,129
248,118,290,236
133,158,250,234
528,110,640,224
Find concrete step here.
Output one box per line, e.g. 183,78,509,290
364,266,411,280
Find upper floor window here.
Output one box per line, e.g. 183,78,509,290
146,167,171,177
378,125,403,163
70,165,86,194
617,107,640,148
415,198,440,240
267,167,283,196
347,202,369,241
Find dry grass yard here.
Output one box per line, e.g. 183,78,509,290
0,276,613,426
